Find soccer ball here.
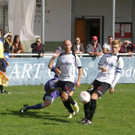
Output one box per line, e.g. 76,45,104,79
79,91,90,104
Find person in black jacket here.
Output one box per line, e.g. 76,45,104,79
31,37,45,57
4,32,13,54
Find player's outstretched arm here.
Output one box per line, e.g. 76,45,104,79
76,67,82,87
48,51,61,69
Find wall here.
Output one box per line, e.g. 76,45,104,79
34,0,72,41
74,0,133,43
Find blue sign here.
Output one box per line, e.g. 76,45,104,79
6,57,135,86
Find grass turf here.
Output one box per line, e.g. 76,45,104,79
0,84,135,135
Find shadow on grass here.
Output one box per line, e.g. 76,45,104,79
0,109,70,124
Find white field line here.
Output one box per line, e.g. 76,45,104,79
4,89,135,95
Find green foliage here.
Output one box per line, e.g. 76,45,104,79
0,84,135,135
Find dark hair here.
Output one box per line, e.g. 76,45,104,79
13,35,20,44
108,36,113,39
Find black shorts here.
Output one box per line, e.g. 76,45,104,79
88,80,110,97
57,81,74,94
0,58,6,72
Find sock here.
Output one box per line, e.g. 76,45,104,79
84,102,90,119
63,100,74,113
68,96,75,105
26,103,45,110
0,85,3,92
88,99,97,121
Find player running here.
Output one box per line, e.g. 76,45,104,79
80,40,124,125
55,40,82,118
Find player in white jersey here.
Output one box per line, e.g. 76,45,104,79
55,40,82,118
80,40,124,125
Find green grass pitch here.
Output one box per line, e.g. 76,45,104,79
0,84,135,135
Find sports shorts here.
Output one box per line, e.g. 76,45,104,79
0,58,6,72
43,89,60,101
57,81,75,94
87,79,110,97
44,96,55,104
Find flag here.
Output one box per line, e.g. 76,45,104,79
0,71,9,86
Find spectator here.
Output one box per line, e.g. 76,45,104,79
31,37,45,57
119,40,135,56
103,36,113,53
13,35,24,56
72,37,84,54
3,32,13,66
4,32,13,53
85,36,103,57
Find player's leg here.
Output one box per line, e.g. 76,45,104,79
0,59,8,94
62,91,75,116
83,82,110,125
61,90,79,118
20,96,54,113
80,80,99,123
83,92,98,125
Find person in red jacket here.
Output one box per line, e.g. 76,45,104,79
119,40,135,56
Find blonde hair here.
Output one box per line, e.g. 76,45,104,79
6,36,13,46
112,40,122,47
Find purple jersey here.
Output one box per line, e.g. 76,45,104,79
43,66,75,100
43,66,59,100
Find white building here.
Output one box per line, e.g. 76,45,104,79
0,0,135,51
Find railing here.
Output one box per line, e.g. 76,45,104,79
8,53,135,57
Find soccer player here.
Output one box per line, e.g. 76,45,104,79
55,40,82,118
20,52,76,115
20,52,60,112
80,40,124,125
0,38,9,94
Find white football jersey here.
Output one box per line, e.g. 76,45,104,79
56,51,82,82
96,53,124,88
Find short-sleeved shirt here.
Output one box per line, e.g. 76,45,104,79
103,42,112,52
96,53,124,87
56,51,82,83
85,42,102,53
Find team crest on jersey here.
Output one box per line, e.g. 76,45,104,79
88,85,94,90
64,85,69,90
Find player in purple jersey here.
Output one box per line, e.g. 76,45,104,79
20,52,75,114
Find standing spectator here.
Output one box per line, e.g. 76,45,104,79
4,32,13,67
103,36,113,53
85,36,102,57
31,37,45,57
80,40,124,125
13,35,24,56
72,37,84,54
0,38,9,94
55,40,82,118
119,40,135,56
4,32,13,54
